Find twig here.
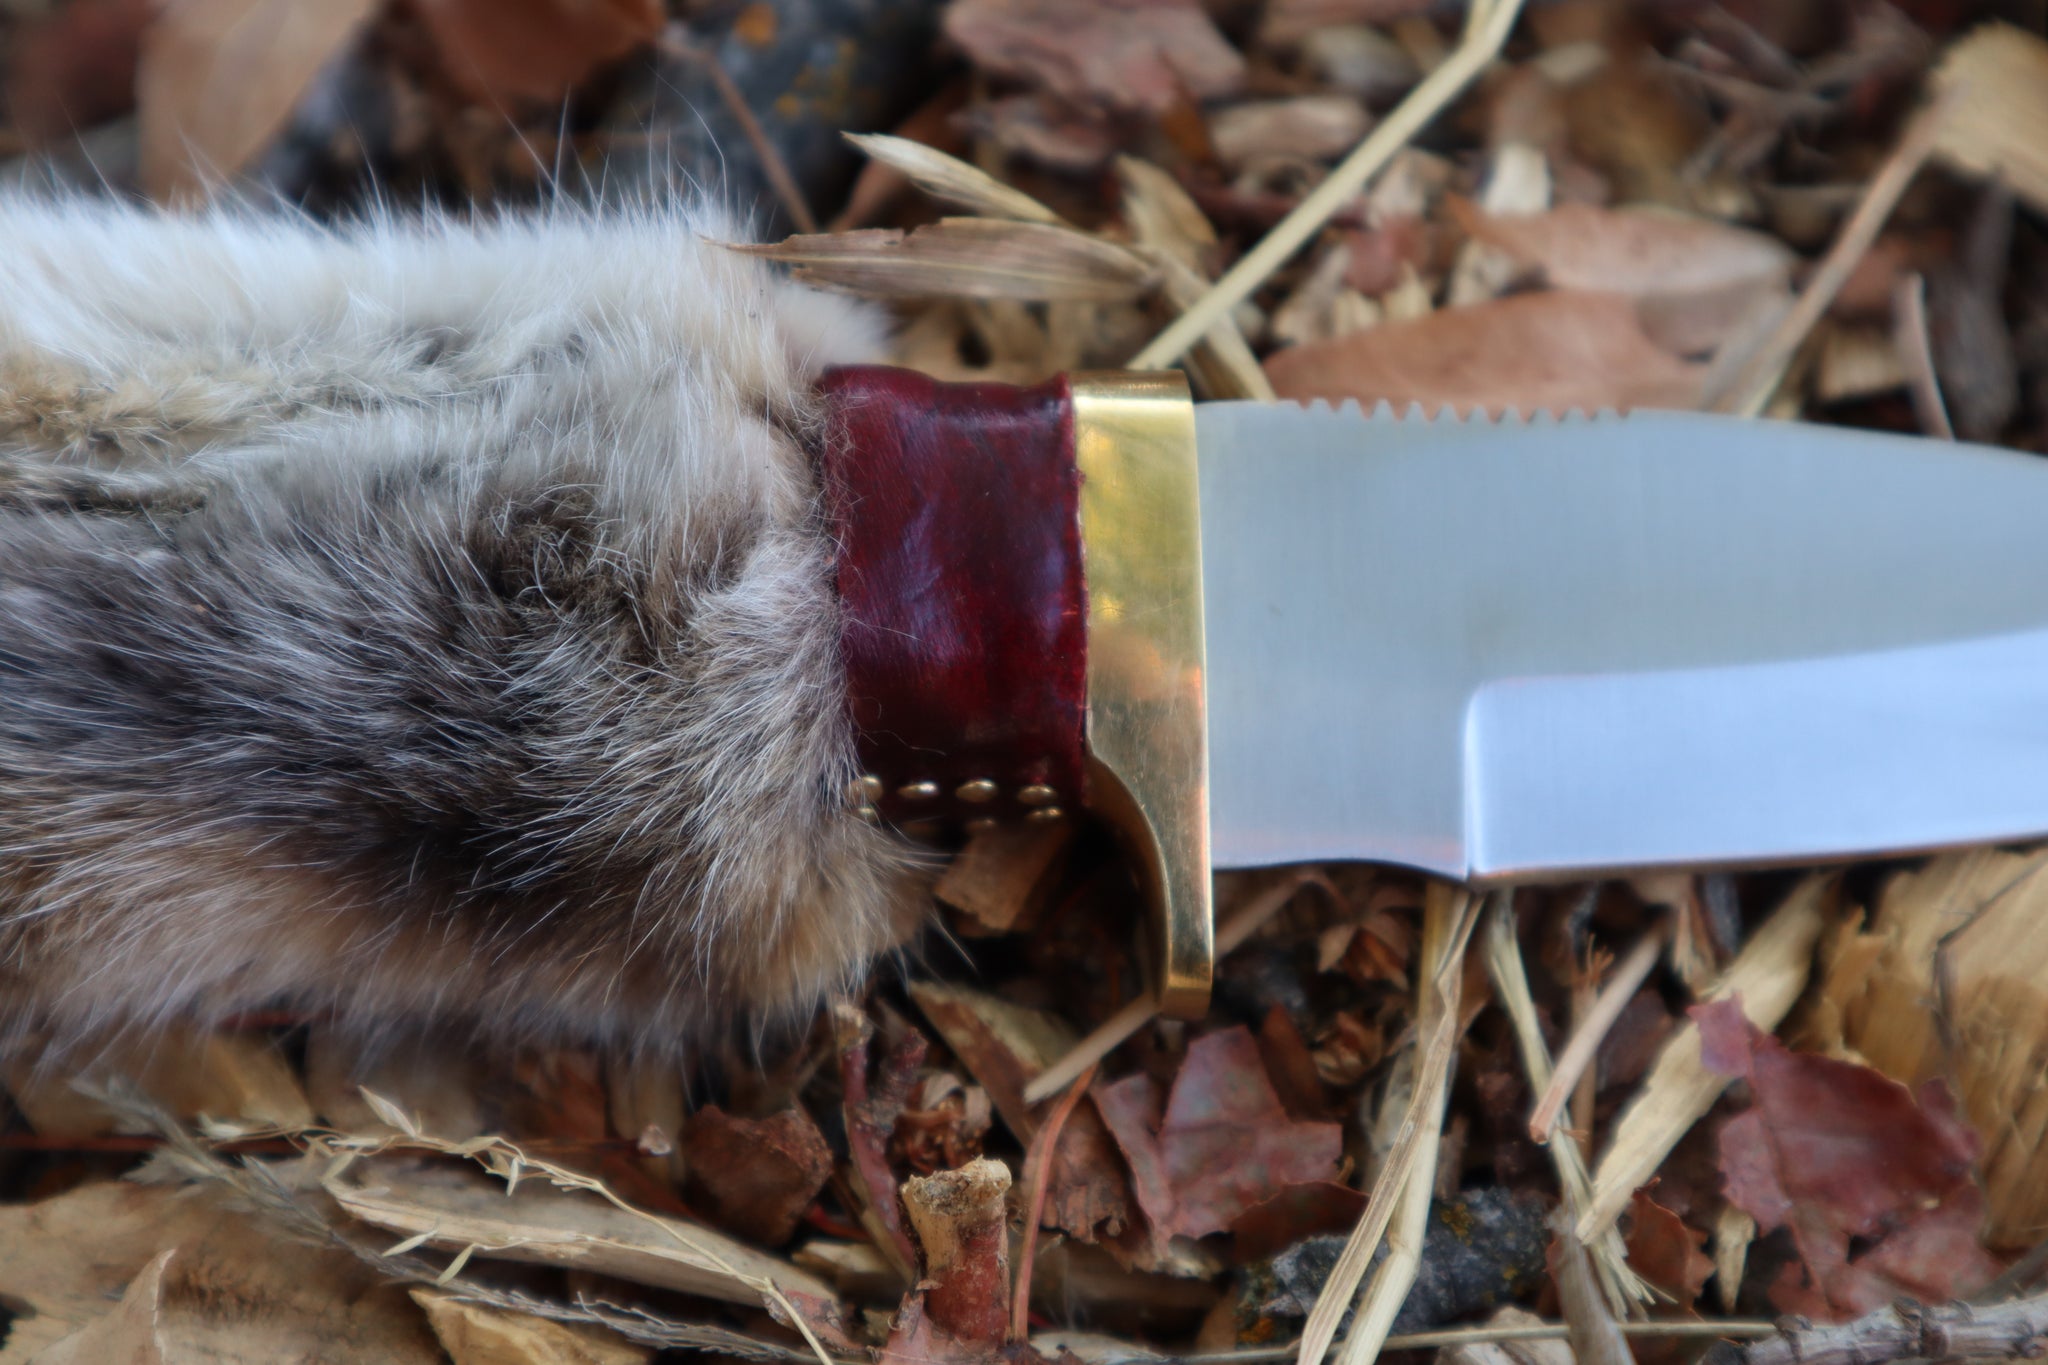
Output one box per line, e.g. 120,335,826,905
1705,96,1950,416
1553,1208,1637,1365
1011,1061,1098,1342
1182,1318,1777,1364
1741,1293,2048,1365
1892,272,1955,438
1023,870,1337,1104
1127,0,1527,371
1483,901,1651,1314
661,27,819,234
1529,918,1672,1144
1298,887,1482,1365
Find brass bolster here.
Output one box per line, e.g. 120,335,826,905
1072,372,1212,1020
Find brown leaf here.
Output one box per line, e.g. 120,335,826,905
1228,1181,1367,1261
5,0,151,145
1264,290,1709,415
1452,201,1794,300
413,0,664,106
136,0,377,203
943,0,1245,117
1698,999,2002,1320
1621,1190,1713,1310
734,221,1157,301
1094,1027,1342,1253
681,1106,835,1246
907,981,1131,1242
327,1154,835,1305
4,1024,311,1139
412,1289,651,1365
1,1183,439,1365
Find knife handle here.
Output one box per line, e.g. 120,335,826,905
819,367,1212,1018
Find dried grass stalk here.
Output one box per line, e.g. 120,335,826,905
1578,875,1834,1242
1483,901,1651,1314
732,221,1157,301
1298,883,1482,1365
842,133,1065,224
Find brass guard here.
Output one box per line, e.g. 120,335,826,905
1072,372,1212,1019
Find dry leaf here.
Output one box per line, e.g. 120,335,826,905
1930,24,2048,216
1452,202,1794,300
843,133,1063,224
681,1106,835,1247
735,221,1157,300
943,0,1246,117
327,1155,834,1306
305,1028,486,1141
1209,95,1370,169
412,1289,651,1365
1620,1190,1713,1311
0,1182,438,1365
1809,848,2048,1248
4,1024,311,1139
908,980,1131,1242
1093,1026,1341,1253
5,0,151,145
413,0,664,106
1265,290,1709,415
1698,1000,2001,1319
136,0,377,203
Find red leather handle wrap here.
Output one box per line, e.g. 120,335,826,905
817,366,1087,824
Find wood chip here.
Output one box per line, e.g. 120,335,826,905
936,821,1074,936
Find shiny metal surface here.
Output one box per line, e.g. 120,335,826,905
1073,372,1212,1017
1198,401,2048,879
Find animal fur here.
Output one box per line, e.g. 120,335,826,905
0,194,927,1055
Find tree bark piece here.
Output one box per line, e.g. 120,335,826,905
901,1157,1013,1349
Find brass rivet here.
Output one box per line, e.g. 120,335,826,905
848,774,883,804
965,816,1000,833
854,804,881,824
1017,784,1058,807
1026,806,1065,823
897,780,941,801
956,779,999,804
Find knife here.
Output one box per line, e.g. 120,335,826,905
7,200,2043,1045
819,365,2048,1020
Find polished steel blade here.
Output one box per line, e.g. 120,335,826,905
1198,401,2048,879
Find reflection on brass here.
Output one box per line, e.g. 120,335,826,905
850,774,884,804
956,779,999,803
1017,783,1059,806
897,781,941,801
1072,371,1211,1019
1026,806,1066,823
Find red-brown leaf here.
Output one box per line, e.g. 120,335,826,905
414,0,663,106
1698,998,2002,1320
1264,290,1709,416
943,0,1245,117
1094,1027,1342,1252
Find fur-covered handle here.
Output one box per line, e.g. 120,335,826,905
0,199,932,1053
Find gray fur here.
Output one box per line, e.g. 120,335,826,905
0,195,926,1053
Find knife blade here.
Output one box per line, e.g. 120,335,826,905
1200,398,2048,882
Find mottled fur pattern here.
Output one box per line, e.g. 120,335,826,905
0,195,928,1055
